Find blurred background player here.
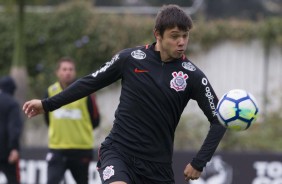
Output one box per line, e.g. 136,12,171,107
0,76,23,184
44,57,100,184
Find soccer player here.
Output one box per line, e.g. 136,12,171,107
43,57,100,184
23,4,226,184
0,76,23,184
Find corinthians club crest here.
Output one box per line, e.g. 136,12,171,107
103,165,115,181
170,71,189,92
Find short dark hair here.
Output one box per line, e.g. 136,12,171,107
154,4,193,36
56,57,76,70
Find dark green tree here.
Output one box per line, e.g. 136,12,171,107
10,0,28,106
0,0,30,106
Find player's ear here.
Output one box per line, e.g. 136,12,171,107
154,29,161,40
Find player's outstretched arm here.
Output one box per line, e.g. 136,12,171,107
23,99,45,118
184,163,201,182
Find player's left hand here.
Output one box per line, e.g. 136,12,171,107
184,163,201,181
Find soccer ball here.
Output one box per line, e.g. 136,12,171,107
216,89,259,131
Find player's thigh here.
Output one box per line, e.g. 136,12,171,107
97,158,132,183
97,148,132,184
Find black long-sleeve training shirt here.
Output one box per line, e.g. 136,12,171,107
42,43,226,171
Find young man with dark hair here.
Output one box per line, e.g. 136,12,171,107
23,4,226,184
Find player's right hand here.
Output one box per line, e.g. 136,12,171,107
184,163,201,181
23,99,45,118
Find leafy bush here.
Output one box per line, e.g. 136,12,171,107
175,112,282,152
219,112,282,152
0,1,282,97
0,13,14,75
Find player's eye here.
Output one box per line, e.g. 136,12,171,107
183,34,189,39
171,35,179,39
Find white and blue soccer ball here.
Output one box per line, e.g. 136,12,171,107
216,89,259,131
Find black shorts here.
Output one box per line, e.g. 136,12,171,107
97,140,174,184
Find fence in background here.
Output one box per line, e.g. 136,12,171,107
0,148,281,184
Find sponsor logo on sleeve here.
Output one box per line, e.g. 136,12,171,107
170,71,189,92
202,78,216,116
182,62,196,71
92,54,119,77
131,49,146,60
